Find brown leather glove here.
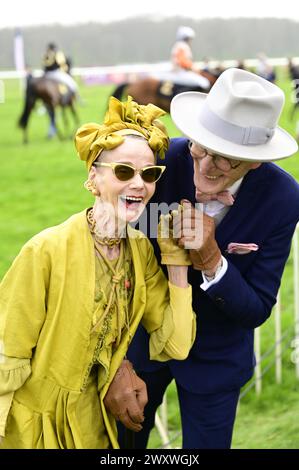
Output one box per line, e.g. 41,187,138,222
103,359,148,432
177,199,222,272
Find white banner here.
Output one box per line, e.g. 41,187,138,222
14,29,25,71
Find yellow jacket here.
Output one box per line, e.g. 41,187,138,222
0,210,196,448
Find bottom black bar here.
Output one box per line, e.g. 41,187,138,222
1,449,299,466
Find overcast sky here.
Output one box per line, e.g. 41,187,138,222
0,0,298,29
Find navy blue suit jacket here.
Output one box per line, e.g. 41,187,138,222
128,138,299,394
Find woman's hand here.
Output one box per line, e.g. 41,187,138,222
157,209,192,266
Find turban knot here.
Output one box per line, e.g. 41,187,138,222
75,96,169,170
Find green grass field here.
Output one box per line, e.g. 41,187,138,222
1,68,299,449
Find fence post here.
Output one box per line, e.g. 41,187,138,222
274,290,282,383
155,393,171,449
160,393,168,437
254,327,262,394
294,224,299,379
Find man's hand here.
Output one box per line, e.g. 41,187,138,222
176,199,222,273
104,359,148,432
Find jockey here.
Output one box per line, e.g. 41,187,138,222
170,26,210,90
171,26,195,72
43,43,78,94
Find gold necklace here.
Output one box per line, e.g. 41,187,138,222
86,208,122,247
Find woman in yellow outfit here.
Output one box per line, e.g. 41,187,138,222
0,96,196,449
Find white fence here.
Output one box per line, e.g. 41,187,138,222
0,56,298,83
253,222,299,394
154,222,299,448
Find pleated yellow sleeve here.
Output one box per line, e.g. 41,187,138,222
136,236,196,361
0,239,48,437
0,356,31,436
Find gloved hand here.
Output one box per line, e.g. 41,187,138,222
157,210,192,266
176,199,222,272
103,359,148,432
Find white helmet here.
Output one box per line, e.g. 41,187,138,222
176,26,196,41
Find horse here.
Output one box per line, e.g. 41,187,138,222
18,74,80,144
288,59,299,122
110,69,221,113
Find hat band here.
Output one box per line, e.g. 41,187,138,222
199,103,275,146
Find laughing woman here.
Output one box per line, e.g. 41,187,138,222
0,97,196,449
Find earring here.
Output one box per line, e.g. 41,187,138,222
84,179,100,196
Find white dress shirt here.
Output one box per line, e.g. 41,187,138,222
200,178,243,290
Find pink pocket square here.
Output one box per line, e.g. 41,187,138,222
226,242,259,255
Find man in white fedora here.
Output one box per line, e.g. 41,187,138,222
116,68,299,448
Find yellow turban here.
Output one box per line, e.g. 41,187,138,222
75,96,170,170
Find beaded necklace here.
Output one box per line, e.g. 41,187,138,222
86,209,132,346
86,208,123,247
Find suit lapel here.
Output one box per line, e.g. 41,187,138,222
215,164,271,250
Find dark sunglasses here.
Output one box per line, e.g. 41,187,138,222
92,162,166,183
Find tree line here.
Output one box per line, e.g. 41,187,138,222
0,16,298,70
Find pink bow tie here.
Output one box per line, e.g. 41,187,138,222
196,190,235,206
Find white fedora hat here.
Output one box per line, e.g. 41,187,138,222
170,67,298,161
